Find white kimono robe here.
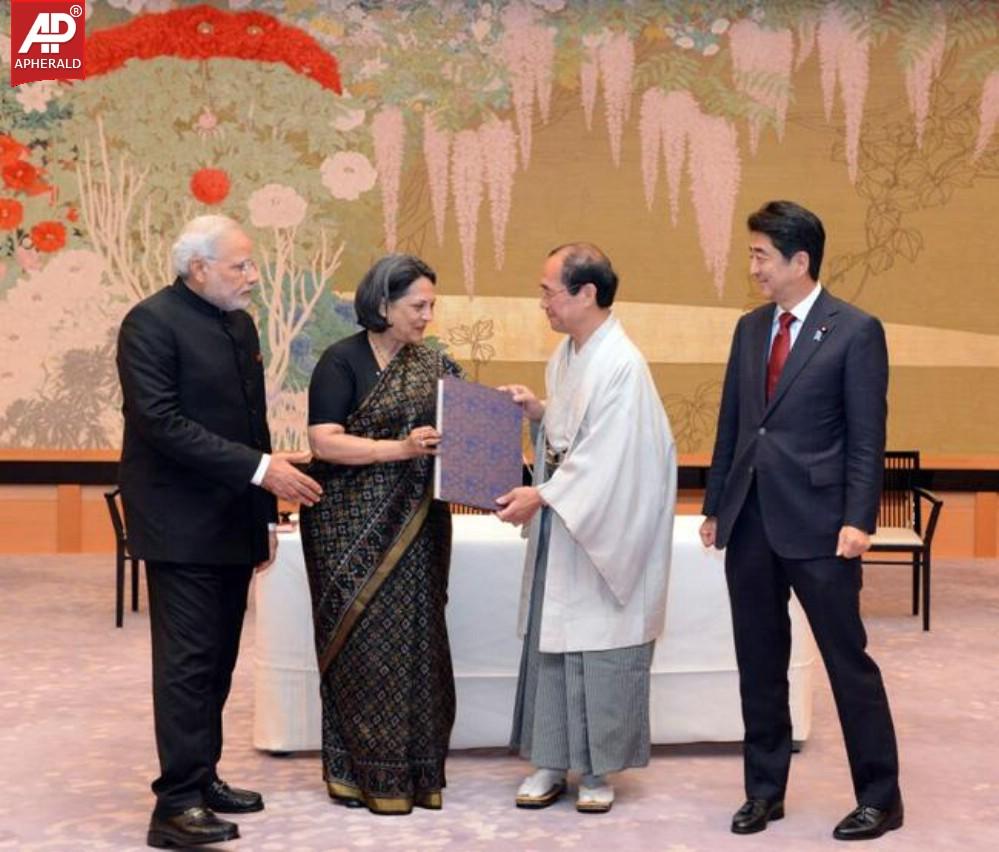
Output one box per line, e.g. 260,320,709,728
517,315,677,653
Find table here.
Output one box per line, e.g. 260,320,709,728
253,515,817,751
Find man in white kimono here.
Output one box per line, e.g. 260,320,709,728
496,243,677,814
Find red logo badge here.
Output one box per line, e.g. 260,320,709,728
10,0,86,87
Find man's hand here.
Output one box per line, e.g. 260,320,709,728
498,384,545,422
256,528,278,572
261,451,323,506
495,486,544,526
836,525,871,559
699,516,718,548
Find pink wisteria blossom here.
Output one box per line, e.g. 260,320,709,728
662,90,699,226
638,88,741,295
451,129,484,295
729,19,793,154
795,15,818,70
904,3,946,149
974,71,999,161
478,117,517,270
422,113,452,246
579,39,600,131
639,88,667,210
501,2,555,167
598,31,635,167
372,106,405,251
688,112,741,297
818,3,870,184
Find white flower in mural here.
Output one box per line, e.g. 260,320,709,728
228,0,254,9
358,57,388,79
332,107,366,132
703,43,720,57
15,81,59,114
320,152,377,201
711,18,731,35
676,35,695,50
530,0,566,11
248,184,308,230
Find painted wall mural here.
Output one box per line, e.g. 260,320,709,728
1,0,998,455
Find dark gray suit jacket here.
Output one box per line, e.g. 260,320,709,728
702,288,888,559
116,279,276,565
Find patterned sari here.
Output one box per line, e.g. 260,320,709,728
300,343,460,814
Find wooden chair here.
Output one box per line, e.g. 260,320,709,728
864,451,943,631
104,488,142,628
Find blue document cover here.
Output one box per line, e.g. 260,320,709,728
434,376,523,511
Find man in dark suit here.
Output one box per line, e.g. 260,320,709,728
116,215,322,848
700,201,902,841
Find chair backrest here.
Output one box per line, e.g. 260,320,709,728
103,487,127,543
878,451,922,533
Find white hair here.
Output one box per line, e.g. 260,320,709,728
171,215,242,278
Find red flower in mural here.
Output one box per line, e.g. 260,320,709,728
86,4,341,93
66,206,79,223
2,160,50,196
31,221,67,253
0,135,30,166
0,198,24,231
190,167,230,205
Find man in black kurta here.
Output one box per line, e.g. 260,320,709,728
116,215,321,848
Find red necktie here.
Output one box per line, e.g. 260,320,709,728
766,311,795,402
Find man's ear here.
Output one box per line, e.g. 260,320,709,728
792,250,810,278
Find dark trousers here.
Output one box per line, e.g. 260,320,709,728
724,485,900,810
146,560,254,816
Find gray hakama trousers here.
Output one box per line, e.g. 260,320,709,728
509,508,655,776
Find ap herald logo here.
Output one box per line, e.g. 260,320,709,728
11,0,86,87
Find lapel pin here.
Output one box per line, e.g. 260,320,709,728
813,325,828,342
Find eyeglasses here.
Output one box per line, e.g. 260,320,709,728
227,258,257,276
539,285,568,304
202,257,257,277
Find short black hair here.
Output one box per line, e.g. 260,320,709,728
747,200,825,281
548,242,618,308
354,254,437,332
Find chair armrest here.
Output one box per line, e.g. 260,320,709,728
913,486,943,546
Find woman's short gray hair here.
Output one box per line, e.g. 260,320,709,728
171,215,241,278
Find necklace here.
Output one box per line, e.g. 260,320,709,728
368,333,401,371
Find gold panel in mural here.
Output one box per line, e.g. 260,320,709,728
1,1,997,453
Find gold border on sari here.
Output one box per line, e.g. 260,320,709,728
326,780,442,814
317,493,433,675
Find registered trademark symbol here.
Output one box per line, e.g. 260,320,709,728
70,4,83,17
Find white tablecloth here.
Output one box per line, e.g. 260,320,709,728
253,515,817,751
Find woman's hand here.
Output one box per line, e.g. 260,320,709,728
499,384,545,422
404,425,441,458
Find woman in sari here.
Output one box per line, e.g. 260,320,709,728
300,254,463,815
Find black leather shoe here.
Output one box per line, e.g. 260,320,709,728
833,801,903,840
147,806,238,848
204,780,264,814
731,798,785,834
